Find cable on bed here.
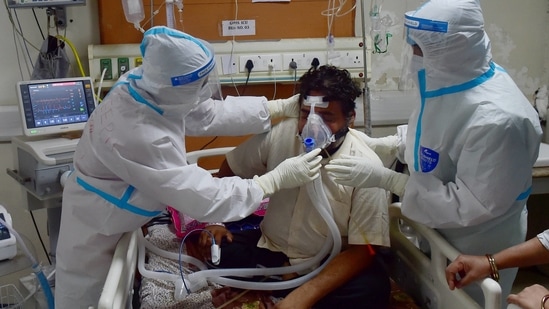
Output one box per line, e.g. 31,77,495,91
178,228,220,295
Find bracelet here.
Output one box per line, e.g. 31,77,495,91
205,222,225,228
485,254,499,282
542,294,549,309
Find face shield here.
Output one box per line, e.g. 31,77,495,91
399,43,423,90
300,96,335,153
399,10,449,90
196,40,223,102
401,1,486,89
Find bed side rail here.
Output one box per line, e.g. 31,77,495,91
389,202,501,309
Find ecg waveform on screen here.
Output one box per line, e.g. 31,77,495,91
30,89,85,118
32,100,80,115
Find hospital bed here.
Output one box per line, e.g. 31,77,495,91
388,203,501,309
96,148,502,309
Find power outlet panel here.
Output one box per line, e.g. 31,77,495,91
340,50,365,68
239,54,282,73
327,50,365,68
88,37,371,88
282,52,326,71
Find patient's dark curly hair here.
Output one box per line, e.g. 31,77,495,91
298,65,362,117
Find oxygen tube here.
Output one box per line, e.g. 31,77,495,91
0,216,54,309
138,102,341,297
137,173,341,297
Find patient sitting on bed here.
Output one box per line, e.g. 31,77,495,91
196,65,391,309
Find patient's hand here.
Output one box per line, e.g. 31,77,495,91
197,225,233,261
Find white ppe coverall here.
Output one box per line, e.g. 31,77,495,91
402,0,542,306
55,27,275,308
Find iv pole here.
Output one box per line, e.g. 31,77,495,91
359,0,372,136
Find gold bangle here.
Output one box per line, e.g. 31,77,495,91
541,294,549,309
485,254,499,282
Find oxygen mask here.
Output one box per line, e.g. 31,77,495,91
300,96,335,153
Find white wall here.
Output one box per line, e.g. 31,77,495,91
0,0,99,288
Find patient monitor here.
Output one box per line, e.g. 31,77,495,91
6,77,97,263
16,77,96,137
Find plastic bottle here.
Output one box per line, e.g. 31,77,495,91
121,0,145,31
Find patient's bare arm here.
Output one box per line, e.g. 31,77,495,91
217,159,236,178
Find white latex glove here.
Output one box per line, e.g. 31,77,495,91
254,148,322,197
325,154,409,196
266,94,300,119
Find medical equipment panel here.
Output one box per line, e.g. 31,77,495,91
8,136,77,204
16,77,96,137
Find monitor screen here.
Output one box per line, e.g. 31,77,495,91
16,77,97,137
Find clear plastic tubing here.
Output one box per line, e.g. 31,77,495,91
202,176,342,290
137,231,207,283
140,174,342,291
0,217,54,309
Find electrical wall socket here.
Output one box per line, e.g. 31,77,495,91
328,50,364,68
342,50,365,68
219,54,238,75
282,52,326,71
239,54,282,73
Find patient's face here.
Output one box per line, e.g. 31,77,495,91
298,91,349,137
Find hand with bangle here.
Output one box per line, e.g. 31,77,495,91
507,284,549,309
446,233,549,308
446,253,497,290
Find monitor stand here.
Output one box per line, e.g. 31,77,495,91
6,134,80,264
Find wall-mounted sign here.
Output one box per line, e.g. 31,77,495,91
221,20,256,36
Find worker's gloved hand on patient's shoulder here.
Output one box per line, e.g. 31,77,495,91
356,125,408,164
254,148,322,197
267,94,300,119
325,154,408,196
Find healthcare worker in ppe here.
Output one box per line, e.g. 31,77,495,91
55,26,322,309
325,0,542,307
